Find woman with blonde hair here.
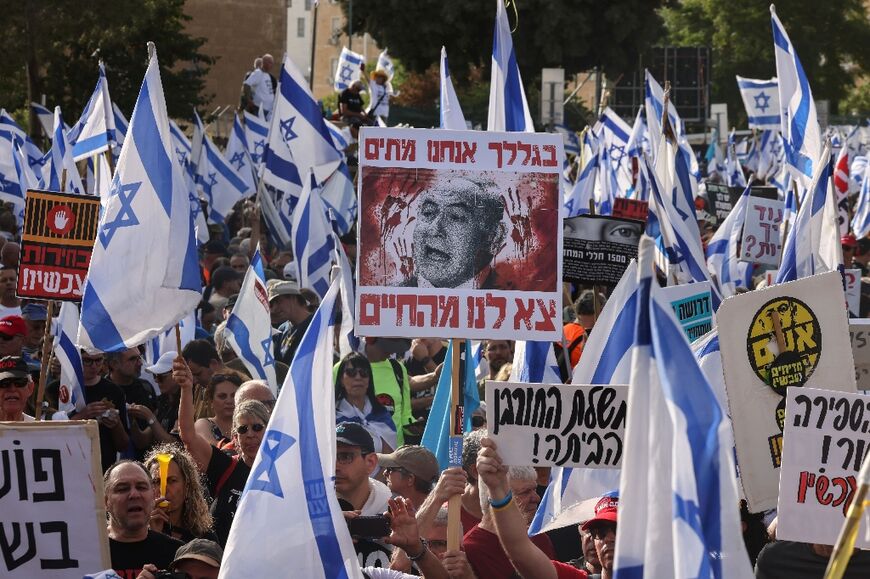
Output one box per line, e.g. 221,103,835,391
144,443,217,543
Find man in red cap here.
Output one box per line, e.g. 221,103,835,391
0,315,26,358
579,495,618,579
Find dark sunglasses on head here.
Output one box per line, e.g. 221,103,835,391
0,379,28,389
236,423,265,435
343,367,370,378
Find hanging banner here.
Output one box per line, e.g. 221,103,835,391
777,388,870,547
717,271,857,512
562,215,642,287
0,421,110,578
660,282,715,343
485,381,628,468
356,128,563,340
17,190,100,302
739,197,783,266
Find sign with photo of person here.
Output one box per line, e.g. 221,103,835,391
562,215,642,287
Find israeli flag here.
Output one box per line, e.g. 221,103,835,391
53,302,86,415
705,184,753,298
30,102,57,137
644,69,682,156
771,5,822,195
226,113,257,195
272,55,342,184
293,170,336,299
318,162,356,236
219,273,363,579
333,46,365,92
564,131,598,217
78,46,202,352
336,241,360,359
1,108,46,169
776,141,841,283
736,76,781,130
508,341,561,384
244,110,270,169
226,247,279,394
112,102,129,144
440,46,467,130
852,158,870,239
193,111,252,223
529,263,638,535
613,237,752,579
68,63,117,161
599,107,634,200
376,48,395,81
554,124,580,157
487,0,534,132
168,120,208,244
46,107,85,194
724,134,747,188
144,311,195,371
1,138,31,224
324,118,349,153
12,136,43,193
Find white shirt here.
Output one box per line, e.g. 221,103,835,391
360,478,392,517
369,83,390,118
244,69,275,113
0,303,22,318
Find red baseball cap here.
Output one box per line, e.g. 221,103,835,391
842,234,858,248
581,494,619,531
0,316,26,337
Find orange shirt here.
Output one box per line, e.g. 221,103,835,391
563,322,587,368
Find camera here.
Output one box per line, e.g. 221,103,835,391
347,515,391,538
155,571,190,579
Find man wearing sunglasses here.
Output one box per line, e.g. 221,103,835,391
378,445,439,510
0,356,35,421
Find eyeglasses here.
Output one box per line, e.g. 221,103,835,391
588,523,617,540
336,451,370,465
82,357,104,366
343,367,370,378
0,379,28,389
236,423,265,435
383,466,411,477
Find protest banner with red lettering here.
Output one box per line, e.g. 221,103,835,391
611,198,648,223
356,128,563,340
718,271,857,511
486,381,627,468
777,388,870,547
739,196,783,266
17,190,100,302
0,421,109,578
562,215,641,287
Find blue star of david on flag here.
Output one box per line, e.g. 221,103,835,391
754,91,771,112
339,65,354,83
261,336,275,368
206,172,218,188
100,181,141,248
0,173,13,193
189,191,202,219
176,147,188,166
279,117,299,144
248,429,296,497
230,151,246,171
609,144,627,170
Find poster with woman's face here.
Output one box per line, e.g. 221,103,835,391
562,215,643,286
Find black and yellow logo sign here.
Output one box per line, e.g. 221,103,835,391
746,296,821,396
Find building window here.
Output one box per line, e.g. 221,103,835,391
297,17,305,37
331,16,342,35
304,0,313,9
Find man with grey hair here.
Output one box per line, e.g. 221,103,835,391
242,53,275,117
406,176,507,289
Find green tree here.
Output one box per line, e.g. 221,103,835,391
0,0,214,138
660,0,870,124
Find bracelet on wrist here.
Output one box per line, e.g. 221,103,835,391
408,538,429,561
489,490,513,510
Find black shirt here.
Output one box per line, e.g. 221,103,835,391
81,378,129,472
110,530,183,578
755,540,870,579
339,88,364,114
206,445,251,546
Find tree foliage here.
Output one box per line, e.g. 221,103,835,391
0,0,214,135
342,0,664,83
660,0,870,122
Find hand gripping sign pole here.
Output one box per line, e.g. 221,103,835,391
447,338,463,550
824,451,870,579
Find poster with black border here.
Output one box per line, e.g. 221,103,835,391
562,215,642,287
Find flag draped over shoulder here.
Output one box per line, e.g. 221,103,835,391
487,0,533,132
613,237,752,579
78,47,201,352
219,273,363,579
440,46,467,130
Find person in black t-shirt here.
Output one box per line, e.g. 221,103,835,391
104,460,183,578
339,81,368,125
106,348,159,460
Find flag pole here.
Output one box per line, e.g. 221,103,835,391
447,337,463,550
34,300,55,420
824,452,870,579
174,323,182,355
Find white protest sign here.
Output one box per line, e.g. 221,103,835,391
777,388,870,546
0,421,109,578
718,271,857,511
356,127,563,341
845,269,862,318
739,197,783,265
851,319,870,390
660,282,715,343
485,381,627,468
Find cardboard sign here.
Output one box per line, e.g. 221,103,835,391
739,197,783,266
486,381,628,468
562,215,642,287
706,182,733,222
356,128,563,340
611,198,648,223
0,421,110,578
850,319,870,390
661,282,715,343
777,388,870,547
17,190,100,302
718,271,857,511
845,269,862,318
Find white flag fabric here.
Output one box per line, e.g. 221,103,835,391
333,47,365,92
736,76,781,130
112,102,129,145
440,46,467,130
193,111,252,223
169,120,208,244
598,107,634,206
78,47,202,352
68,63,117,161
852,157,870,239
219,273,363,579
293,171,336,299
31,101,56,137
376,48,395,81
244,110,269,170
0,108,44,168
563,131,598,217
53,302,86,415
226,247,279,394
613,236,752,579
487,0,534,132
771,5,822,195
705,184,753,298
226,113,257,195
46,107,85,194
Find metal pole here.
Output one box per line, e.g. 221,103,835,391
309,1,318,90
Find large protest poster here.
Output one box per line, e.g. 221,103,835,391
0,421,110,578
562,215,641,287
739,196,783,266
356,128,563,340
851,319,870,390
17,190,100,301
777,388,870,547
660,282,715,343
485,381,627,468
718,271,857,511
706,182,733,223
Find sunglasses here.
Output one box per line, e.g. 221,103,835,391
588,523,617,540
343,367,370,378
0,379,28,389
82,357,104,366
236,423,265,435
383,466,412,477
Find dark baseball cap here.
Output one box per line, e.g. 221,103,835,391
170,538,223,569
336,422,375,454
203,240,228,256
0,356,30,381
